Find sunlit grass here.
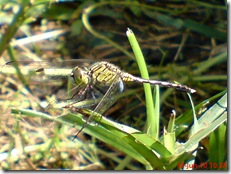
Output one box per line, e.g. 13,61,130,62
0,0,227,170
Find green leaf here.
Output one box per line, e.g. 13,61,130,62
153,13,226,42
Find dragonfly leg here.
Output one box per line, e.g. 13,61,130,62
72,108,100,140
62,84,94,110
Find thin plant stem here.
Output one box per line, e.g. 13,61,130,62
126,28,158,139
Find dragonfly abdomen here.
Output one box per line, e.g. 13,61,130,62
123,73,196,93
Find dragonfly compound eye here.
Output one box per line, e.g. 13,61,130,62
71,67,89,85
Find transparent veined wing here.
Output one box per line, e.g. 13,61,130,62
68,71,125,138
0,60,94,119
0,60,124,126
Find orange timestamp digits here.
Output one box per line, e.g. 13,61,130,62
178,162,227,170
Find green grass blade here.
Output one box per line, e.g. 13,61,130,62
209,123,227,169
176,93,227,155
0,2,28,56
154,13,226,42
7,47,31,92
11,108,174,169
126,28,156,139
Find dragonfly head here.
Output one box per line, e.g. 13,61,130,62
70,67,90,85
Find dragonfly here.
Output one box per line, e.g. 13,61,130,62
1,60,196,138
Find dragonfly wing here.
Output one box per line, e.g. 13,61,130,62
0,59,94,81
72,74,124,137
93,78,124,114
0,60,91,126
46,82,98,116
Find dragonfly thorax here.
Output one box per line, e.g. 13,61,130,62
88,61,125,93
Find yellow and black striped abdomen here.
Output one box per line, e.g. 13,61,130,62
121,72,136,82
88,61,195,93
